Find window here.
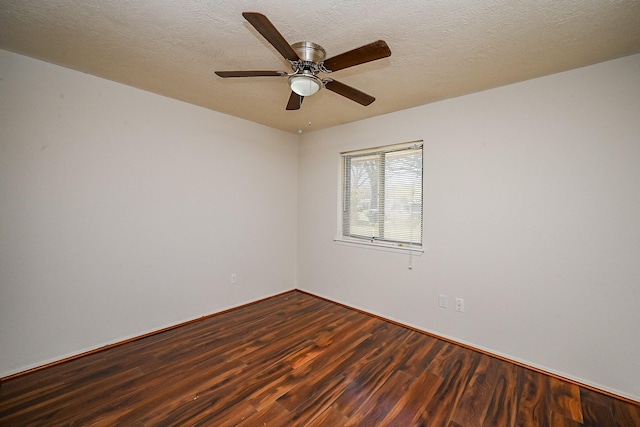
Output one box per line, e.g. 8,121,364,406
340,141,423,249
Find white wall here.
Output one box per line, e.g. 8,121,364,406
0,50,298,377
297,53,640,401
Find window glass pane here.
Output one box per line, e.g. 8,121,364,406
383,149,422,245
341,142,423,248
348,154,380,238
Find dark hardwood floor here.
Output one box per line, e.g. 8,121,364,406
1,290,638,426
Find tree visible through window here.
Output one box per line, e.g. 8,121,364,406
341,142,423,248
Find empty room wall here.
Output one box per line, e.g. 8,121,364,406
297,53,640,401
0,50,298,377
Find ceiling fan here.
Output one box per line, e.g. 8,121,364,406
215,12,391,111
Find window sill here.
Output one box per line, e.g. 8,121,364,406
334,238,424,254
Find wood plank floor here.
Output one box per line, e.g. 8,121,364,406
1,291,638,426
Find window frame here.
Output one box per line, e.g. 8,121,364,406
336,141,424,253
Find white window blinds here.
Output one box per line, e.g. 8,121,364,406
341,142,423,248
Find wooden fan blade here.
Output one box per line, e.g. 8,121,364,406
215,70,286,78
324,80,375,106
286,92,303,110
242,12,300,62
323,40,391,72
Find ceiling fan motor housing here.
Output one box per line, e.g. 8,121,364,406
288,41,326,96
291,41,326,63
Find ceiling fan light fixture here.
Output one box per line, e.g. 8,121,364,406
289,73,322,97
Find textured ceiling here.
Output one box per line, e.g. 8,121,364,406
2,1,640,134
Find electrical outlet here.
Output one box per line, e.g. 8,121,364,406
231,273,237,285
438,294,448,308
455,297,464,312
